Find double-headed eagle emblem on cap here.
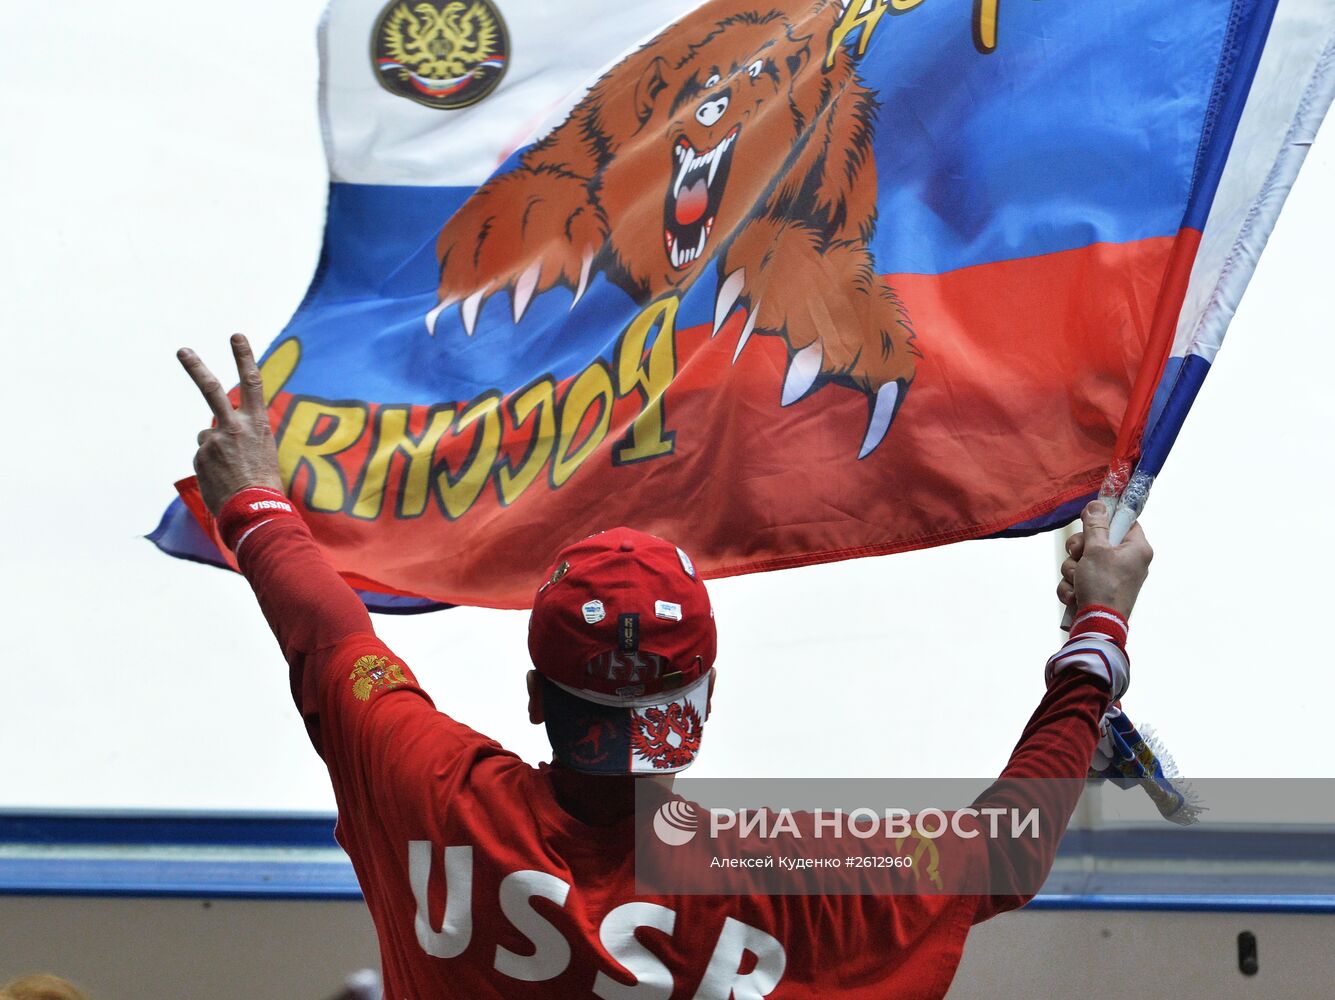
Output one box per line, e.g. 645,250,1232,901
631,702,703,770
350,654,408,702
372,1,510,110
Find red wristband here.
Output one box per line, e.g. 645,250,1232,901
1069,604,1128,649
216,487,299,552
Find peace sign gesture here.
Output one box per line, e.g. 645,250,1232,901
178,334,284,515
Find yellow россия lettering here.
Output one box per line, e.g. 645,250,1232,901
614,297,678,464
351,406,456,519
436,394,503,519
259,338,301,405
270,289,696,522
277,401,368,512
496,378,557,506
552,363,614,489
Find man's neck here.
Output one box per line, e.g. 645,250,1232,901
546,765,676,827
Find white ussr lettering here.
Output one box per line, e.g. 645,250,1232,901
593,901,676,1000
408,842,473,959
692,917,786,1000
409,844,788,996
493,870,572,982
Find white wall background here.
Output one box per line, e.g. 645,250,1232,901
2,1,1332,814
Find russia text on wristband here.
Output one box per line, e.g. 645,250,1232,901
216,487,299,554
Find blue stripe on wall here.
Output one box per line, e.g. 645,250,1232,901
7,813,1335,905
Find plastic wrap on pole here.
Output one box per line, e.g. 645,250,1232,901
1108,469,1155,546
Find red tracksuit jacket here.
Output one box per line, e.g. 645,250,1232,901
238,515,1112,999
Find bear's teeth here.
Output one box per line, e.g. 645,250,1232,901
707,150,723,189
674,155,693,199
696,227,707,258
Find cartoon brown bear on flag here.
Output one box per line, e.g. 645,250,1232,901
430,0,920,458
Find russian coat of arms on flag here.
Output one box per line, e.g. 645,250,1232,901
152,0,1334,611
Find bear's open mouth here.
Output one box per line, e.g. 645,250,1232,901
664,126,739,270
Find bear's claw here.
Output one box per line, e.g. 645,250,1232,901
781,343,823,406
431,247,597,335
425,295,458,336
732,300,760,363
713,269,745,336
858,379,906,460
513,264,542,325
461,289,487,337
571,251,595,311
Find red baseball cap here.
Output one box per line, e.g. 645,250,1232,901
528,527,716,774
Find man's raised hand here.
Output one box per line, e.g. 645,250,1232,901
1056,501,1153,619
178,334,283,515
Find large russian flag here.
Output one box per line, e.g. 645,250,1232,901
151,0,1334,610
